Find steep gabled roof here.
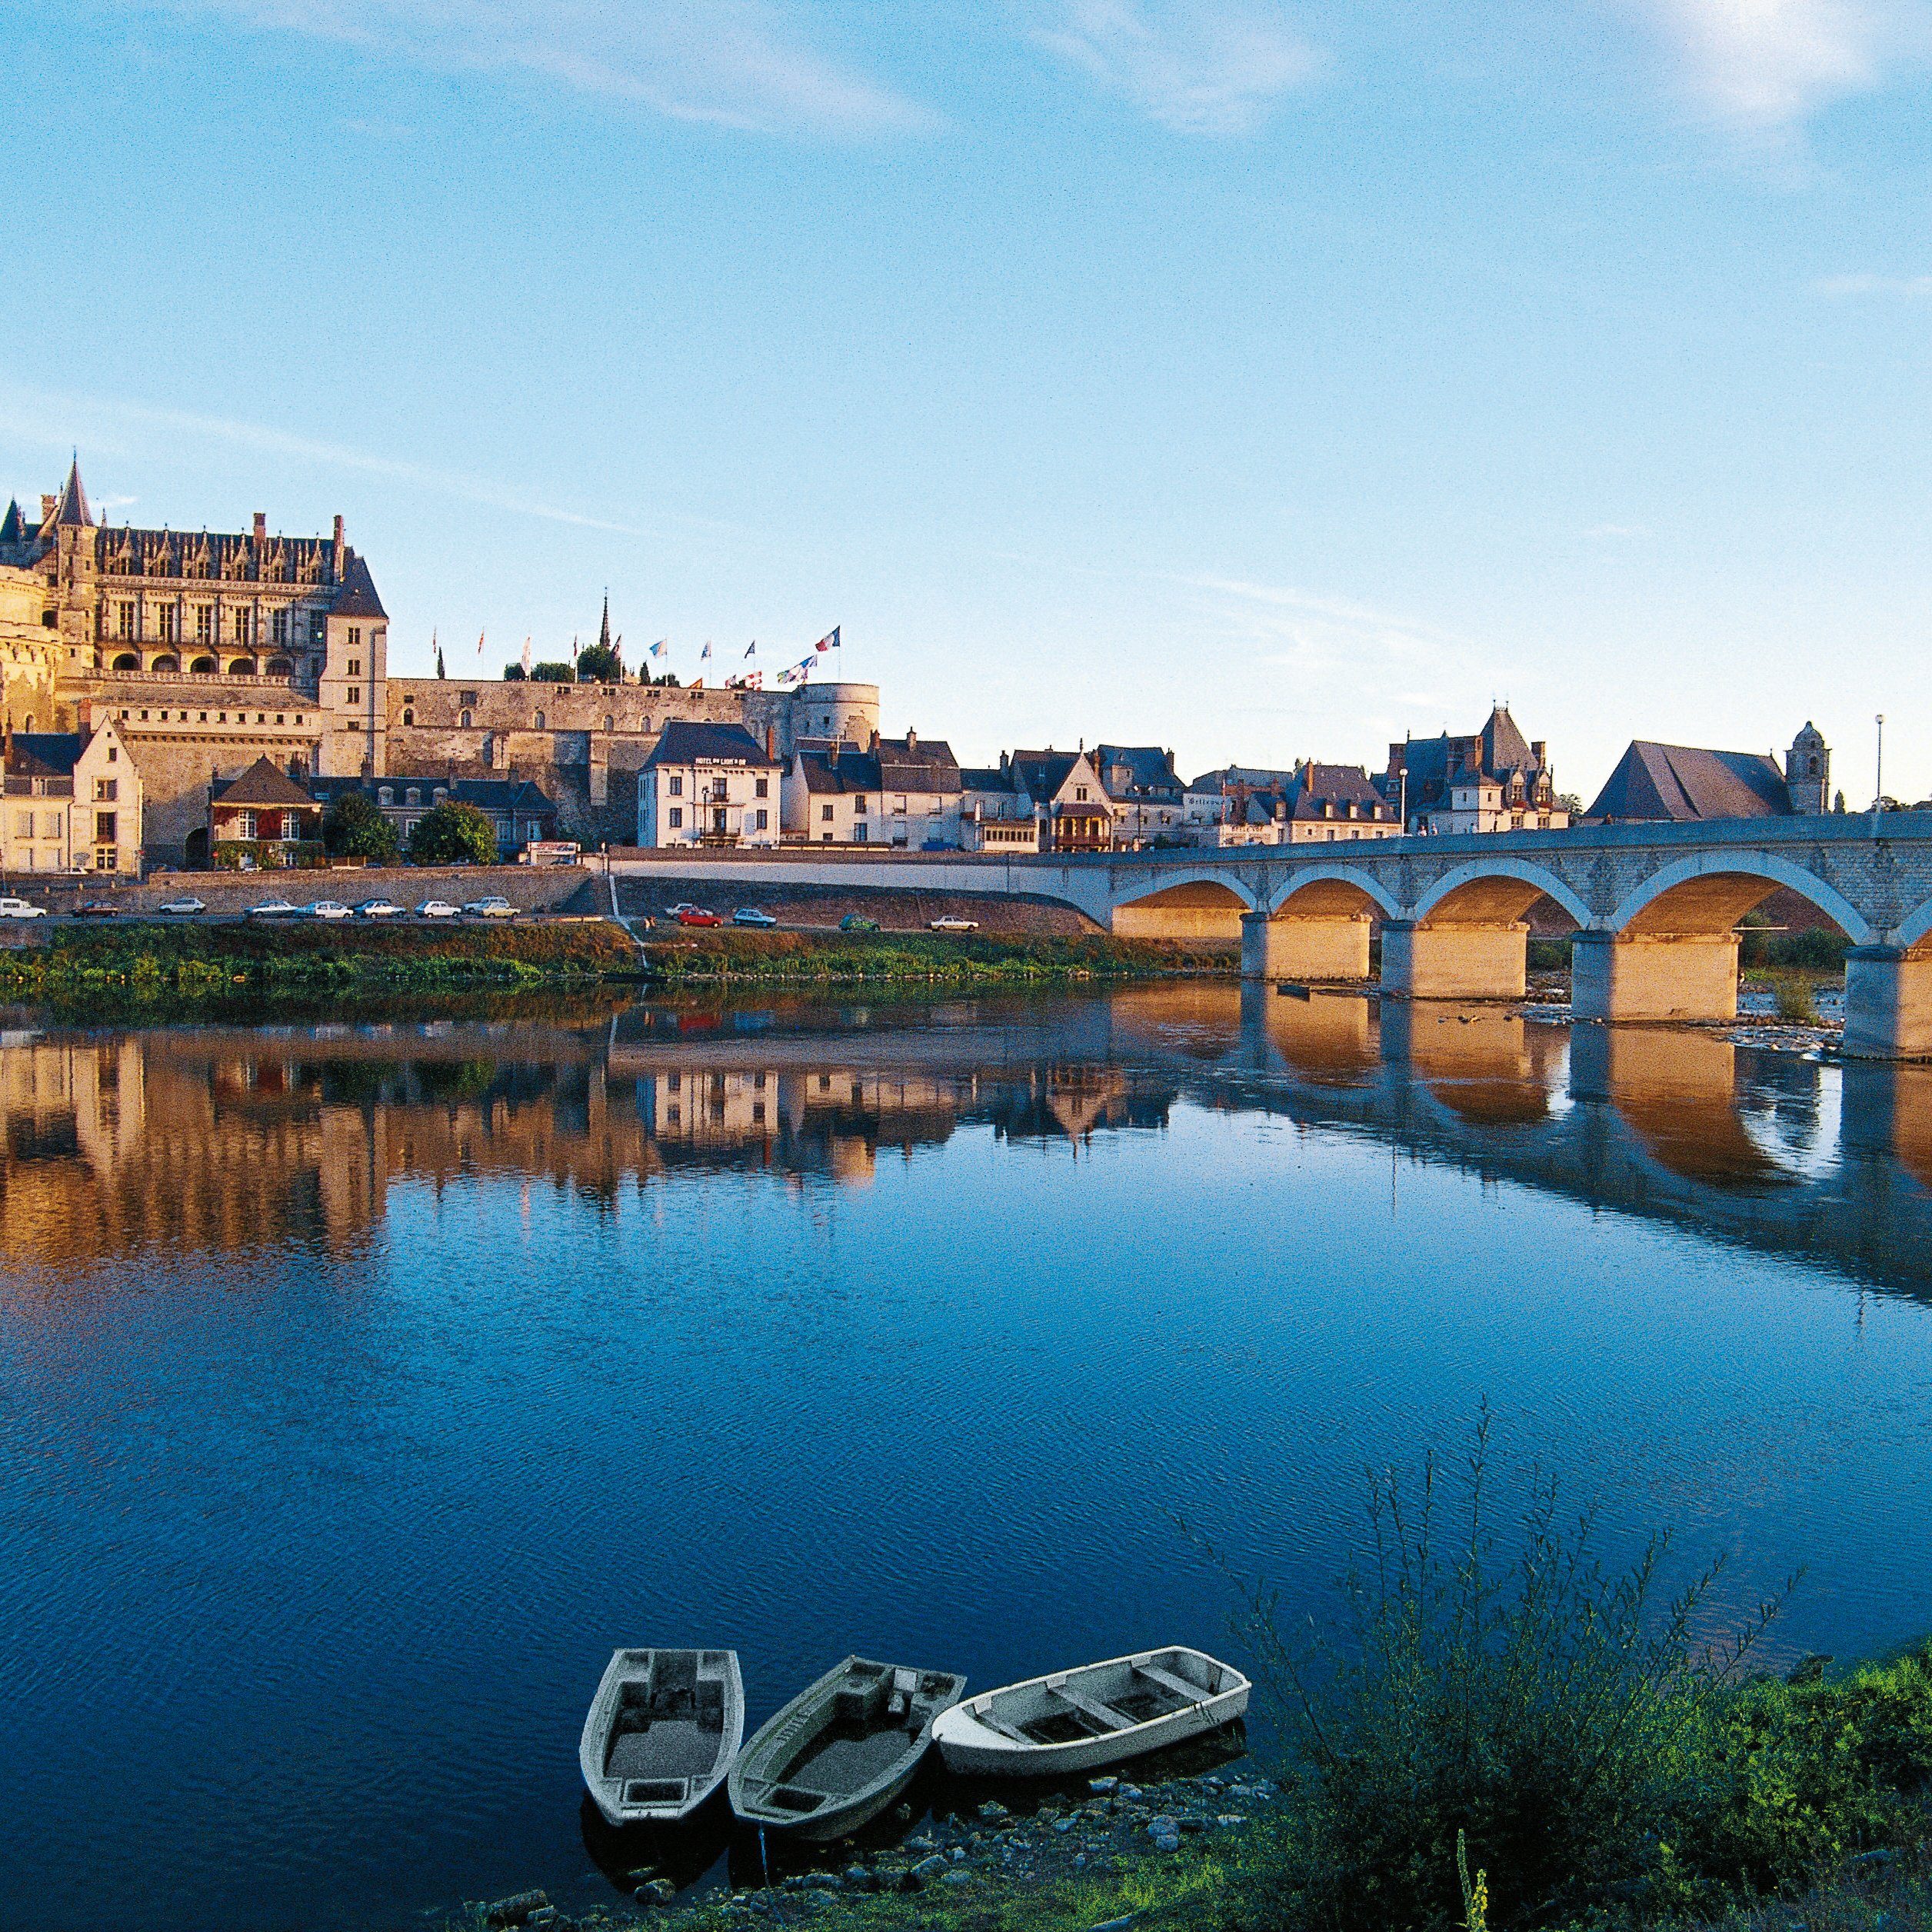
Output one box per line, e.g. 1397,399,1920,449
1010,750,1088,802
1480,705,1534,776
1584,741,1793,822
50,458,92,531
646,721,778,768
1093,744,1182,800
331,552,388,619
876,734,961,793
213,756,319,809
1284,762,1385,818
0,500,23,547
796,749,881,794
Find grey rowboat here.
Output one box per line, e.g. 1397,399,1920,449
728,1655,967,1840
580,1647,745,1826
931,1646,1249,1777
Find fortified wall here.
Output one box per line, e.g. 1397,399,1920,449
0,565,63,733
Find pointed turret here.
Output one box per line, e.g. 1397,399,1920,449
598,591,611,654
0,499,22,548
52,456,92,530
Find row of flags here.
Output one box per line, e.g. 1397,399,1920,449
430,625,838,681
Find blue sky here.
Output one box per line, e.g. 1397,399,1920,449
5,1,1929,801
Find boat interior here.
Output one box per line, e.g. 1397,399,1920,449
976,1650,1225,1746
605,1648,732,1807
743,1660,963,1820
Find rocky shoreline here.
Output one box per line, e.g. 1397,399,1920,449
461,1769,1277,1932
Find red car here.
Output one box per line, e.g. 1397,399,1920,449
675,908,724,927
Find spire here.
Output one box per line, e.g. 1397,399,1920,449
53,455,92,529
0,500,21,547
598,591,611,654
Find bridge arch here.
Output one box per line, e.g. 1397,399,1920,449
1411,858,1592,931
1607,851,1874,944
1111,871,1256,941
1264,866,1401,921
1887,895,1932,955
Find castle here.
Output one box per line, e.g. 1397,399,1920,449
0,460,878,864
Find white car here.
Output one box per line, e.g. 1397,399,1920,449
357,898,405,919
301,901,355,921
246,898,301,918
416,899,461,920
156,896,205,915
0,896,46,919
462,896,517,918
661,901,705,918
929,915,981,931
733,907,778,928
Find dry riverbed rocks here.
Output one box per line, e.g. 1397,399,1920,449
472,1770,1276,1930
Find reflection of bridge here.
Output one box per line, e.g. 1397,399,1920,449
615,813,1932,1054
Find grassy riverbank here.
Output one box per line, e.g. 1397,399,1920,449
636,929,1236,982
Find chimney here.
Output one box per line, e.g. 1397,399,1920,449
871,728,880,752
39,495,55,522
906,728,916,753
333,515,345,545
253,512,267,541
764,724,774,759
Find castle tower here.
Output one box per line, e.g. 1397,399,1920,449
1787,721,1830,815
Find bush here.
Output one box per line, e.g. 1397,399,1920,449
502,662,526,681
321,792,399,863
406,802,498,866
1774,974,1819,1023
575,643,621,681
529,661,575,684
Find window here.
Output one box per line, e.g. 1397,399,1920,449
95,812,116,844
459,691,478,706
107,746,118,764
894,795,908,814
232,609,250,646
199,712,208,723
156,606,176,645
117,601,135,639
271,609,288,645
854,823,868,842
48,811,61,838
433,788,447,803
751,1101,766,1125
458,709,471,728
348,688,360,706
668,807,683,829
402,710,413,727
605,715,614,733
195,605,213,645
405,788,421,806
821,803,834,822
347,658,360,677
754,778,769,798
95,779,118,802
535,711,545,731
14,811,31,838
666,1104,681,1126
668,775,683,797
378,788,393,806
754,808,768,831
854,796,868,814
237,810,257,840
348,627,361,648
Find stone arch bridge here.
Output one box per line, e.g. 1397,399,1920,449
612,814,1932,1057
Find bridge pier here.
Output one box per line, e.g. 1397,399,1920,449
1844,946,1932,1059
1239,912,1371,982
1378,920,1527,1001
1571,931,1738,1024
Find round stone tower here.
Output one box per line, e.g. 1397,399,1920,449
746,682,881,760
1787,721,1830,815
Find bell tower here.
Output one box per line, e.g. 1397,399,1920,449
1787,721,1829,815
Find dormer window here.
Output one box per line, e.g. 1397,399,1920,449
405,787,420,806
378,787,394,806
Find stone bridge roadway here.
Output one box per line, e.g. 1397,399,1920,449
614,812,1932,1057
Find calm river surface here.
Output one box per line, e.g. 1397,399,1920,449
8,984,1932,1932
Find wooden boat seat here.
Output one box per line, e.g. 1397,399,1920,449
973,1706,1034,1745
1048,1681,1139,1732
1133,1661,1210,1704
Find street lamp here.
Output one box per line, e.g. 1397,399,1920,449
1876,714,1886,813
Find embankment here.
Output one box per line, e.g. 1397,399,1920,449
635,929,1235,982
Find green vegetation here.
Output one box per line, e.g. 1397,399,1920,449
1739,913,1851,974
323,791,401,864
408,801,501,866
575,642,622,681
530,661,576,684
0,919,637,1013
638,928,1237,982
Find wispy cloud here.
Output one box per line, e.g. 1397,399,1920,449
1815,270,1932,294
109,0,933,135
1028,0,1320,133
0,382,646,535
1621,0,1931,128
1581,521,1653,539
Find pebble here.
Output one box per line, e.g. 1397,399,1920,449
485,1892,551,1928
1073,1854,1088,1869
1118,1784,1143,1800
978,1799,1010,1820
948,1847,968,1864
910,1854,949,1884
1054,1819,1075,1834
632,1878,675,1907
1148,1815,1182,1854
941,1870,974,1887
1088,1776,1119,1794
906,1834,936,1853
842,1866,870,1890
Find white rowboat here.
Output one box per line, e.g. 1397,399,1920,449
580,1647,744,1825
930,1647,1248,1777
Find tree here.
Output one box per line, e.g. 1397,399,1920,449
503,662,526,681
530,661,575,684
646,671,681,688
1556,791,1582,815
576,643,621,682
407,801,499,866
435,644,445,678
322,791,400,863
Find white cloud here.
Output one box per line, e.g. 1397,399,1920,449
1030,0,1320,133
111,0,932,135
1815,270,1932,294
1624,0,1930,128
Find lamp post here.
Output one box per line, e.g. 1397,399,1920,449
1876,714,1886,813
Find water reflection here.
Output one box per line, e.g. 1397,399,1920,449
3,990,1932,1286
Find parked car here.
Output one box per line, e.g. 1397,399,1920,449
675,908,723,927
0,896,47,919
415,899,461,920
75,901,121,918
839,914,880,932
732,907,778,928
156,896,206,915
357,898,405,919
462,896,517,918
662,901,705,918
929,915,980,931
245,898,301,919
301,901,355,921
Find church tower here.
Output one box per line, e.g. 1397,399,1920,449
1787,721,1830,815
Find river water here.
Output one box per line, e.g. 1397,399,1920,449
7,984,1932,1932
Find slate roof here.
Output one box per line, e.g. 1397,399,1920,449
331,552,388,620
1010,751,1089,803
960,764,1026,795
1190,764,1297,794
1584,741,1794,822
1093,744,1182,801
212,756,320,809
645,721,778,768
311,775,558,815
0,500,22,547
1284,762,1387,819
795,749,882,794
5,733,82,781
50,458,92,531
876,734,961,793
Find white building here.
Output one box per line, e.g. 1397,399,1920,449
784,748,881,843
638,721,781,848
2,720,142,874
875,732,964,848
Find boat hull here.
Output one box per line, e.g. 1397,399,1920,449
931,1647,1249,1777
580,1647,745,1827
